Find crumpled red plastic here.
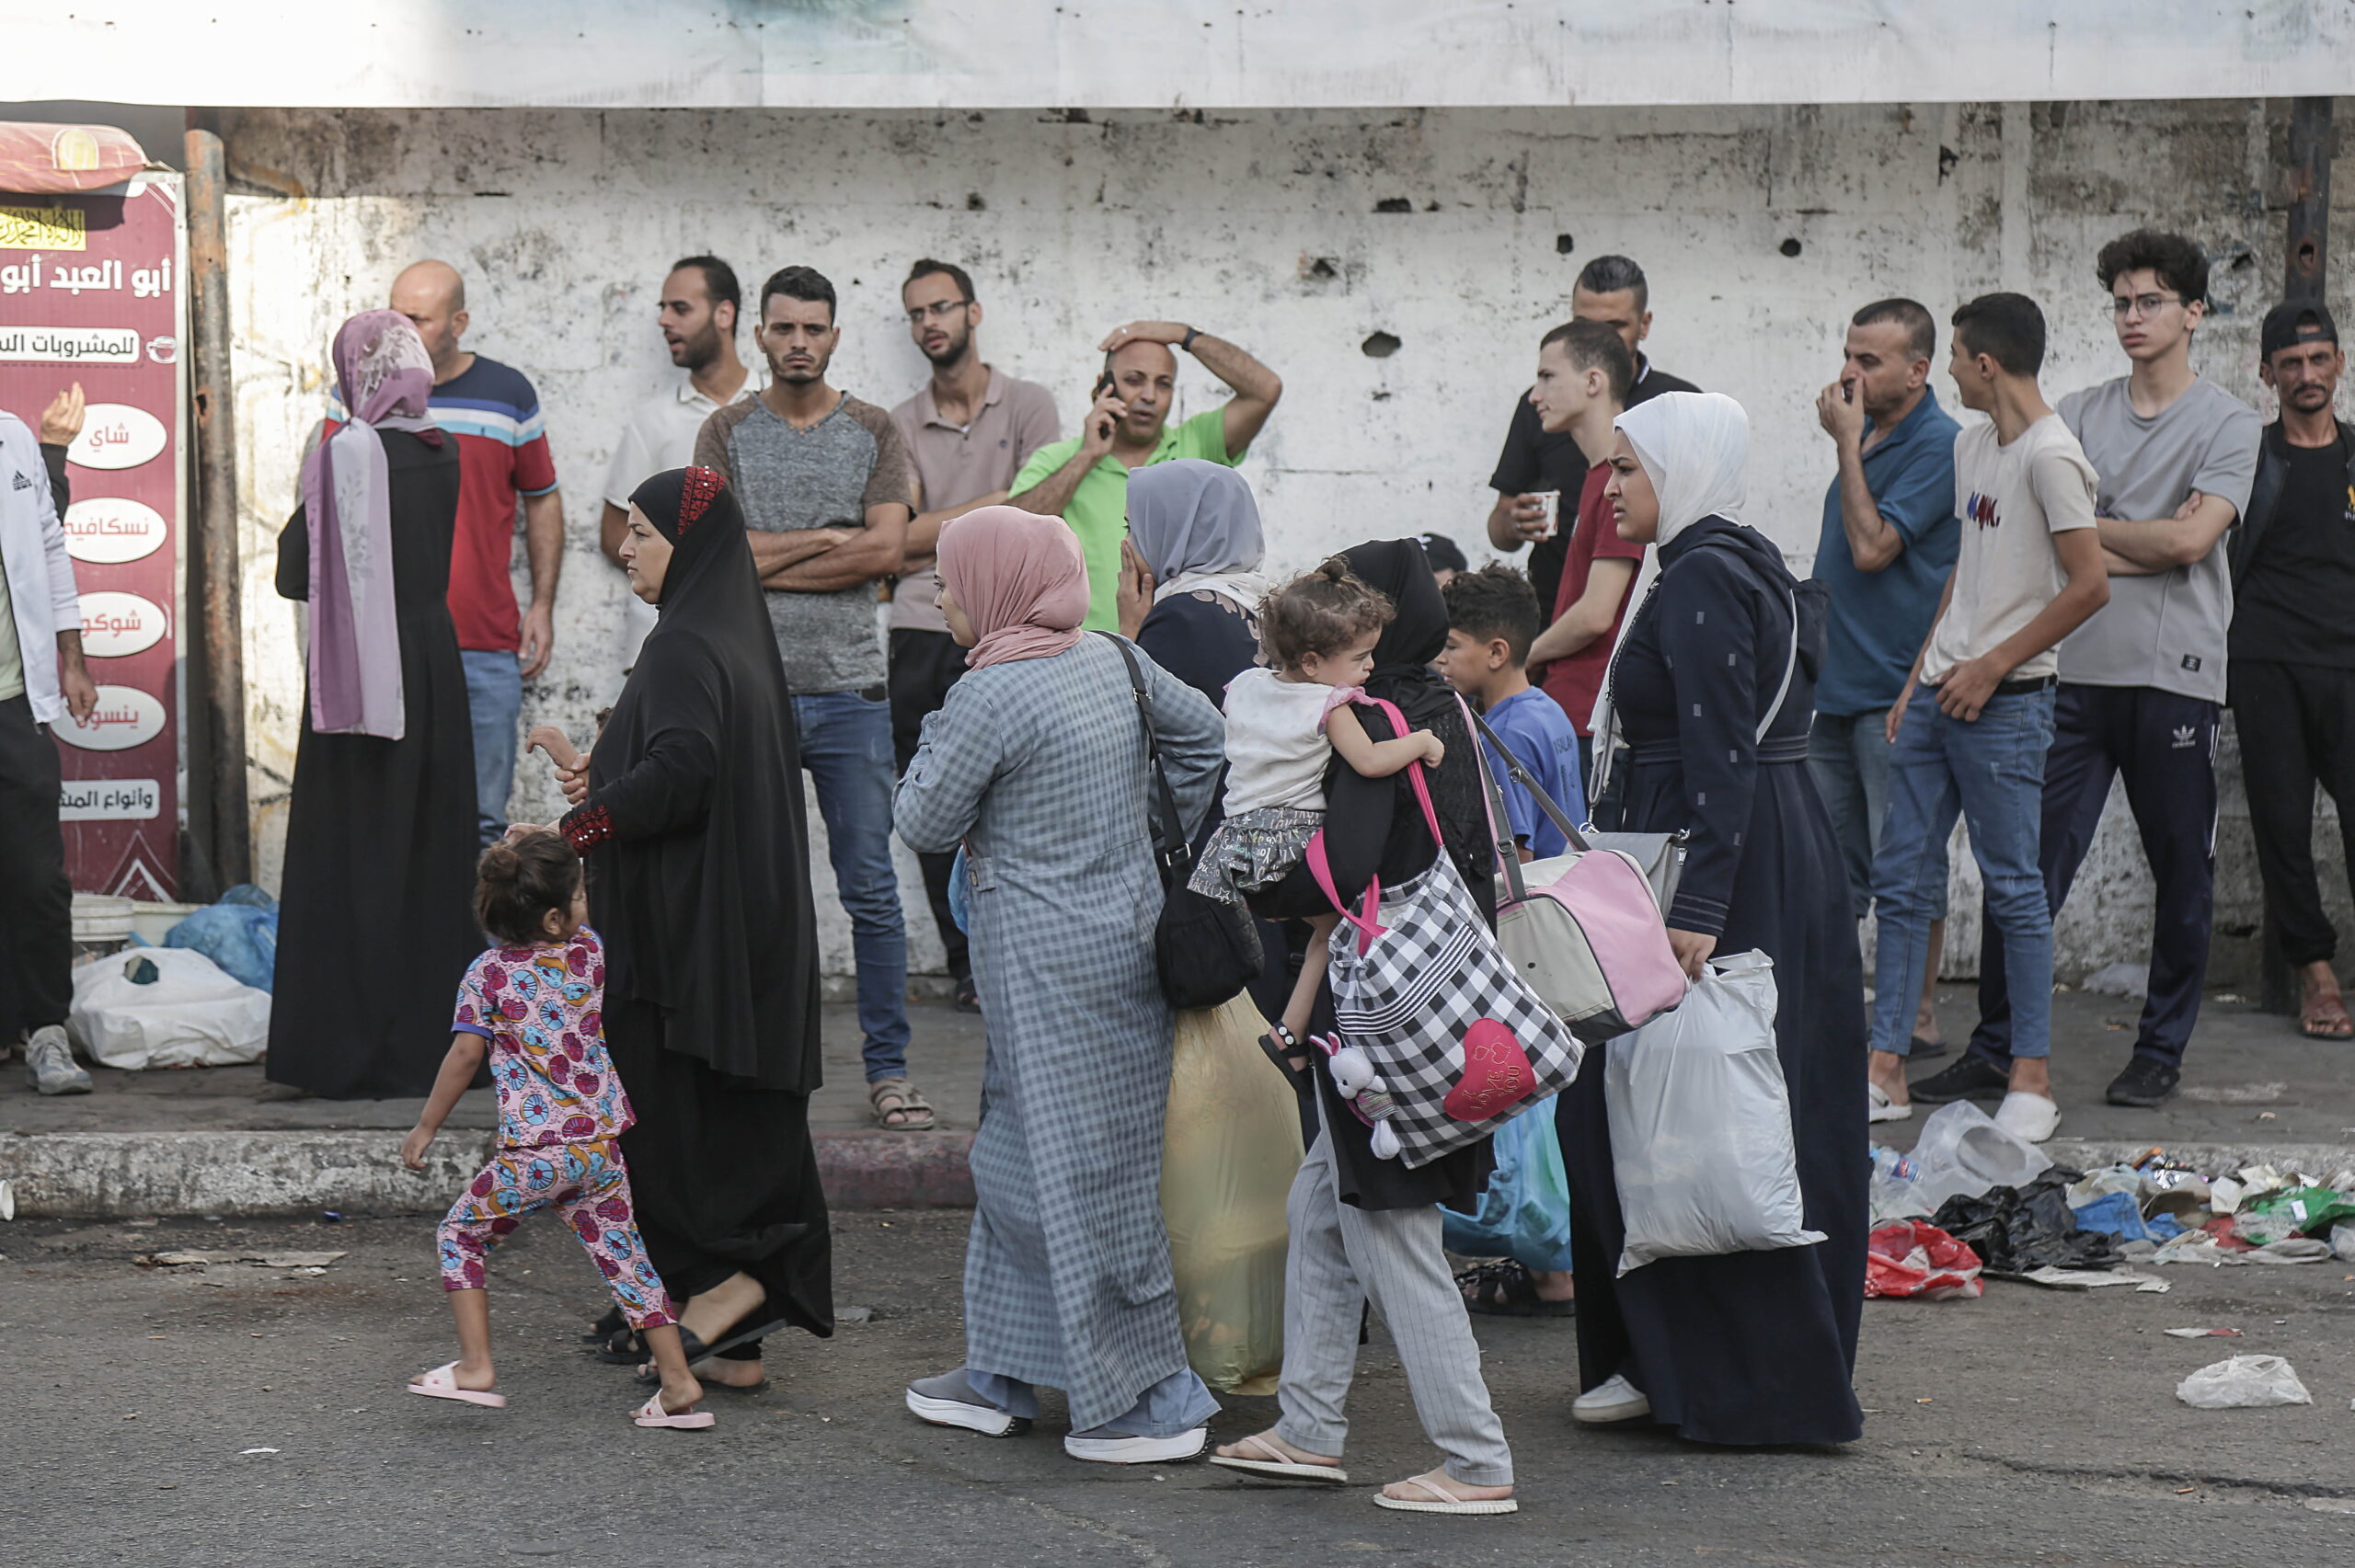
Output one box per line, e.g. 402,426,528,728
1866,1220,1985,1300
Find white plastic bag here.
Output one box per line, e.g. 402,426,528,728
1907,1100,2053,1214
1603,950,1824,1275
68,947,270,1070
2175,1354,2312,1409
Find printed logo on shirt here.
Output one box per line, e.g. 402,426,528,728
2172,725,2199,749
1965,490,2002,530
9,468,29,490
2179,654,2202,673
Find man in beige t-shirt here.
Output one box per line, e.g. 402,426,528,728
1863,293,2111,1144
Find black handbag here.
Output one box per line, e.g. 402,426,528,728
1096,632,1263,1011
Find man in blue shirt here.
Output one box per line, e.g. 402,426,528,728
1808,299,1963,1056
1438,565,1586,859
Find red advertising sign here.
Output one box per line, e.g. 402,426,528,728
0,174,185,899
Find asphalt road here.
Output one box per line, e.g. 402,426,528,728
6,1209,2355,1567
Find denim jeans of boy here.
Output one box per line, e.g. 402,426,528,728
1868,685,2056,1059
460,648,523,848
1809,709,1950,925
795,689,911,1082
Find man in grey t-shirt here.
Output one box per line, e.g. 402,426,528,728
1936,231,2260,1114
696,264,931,1128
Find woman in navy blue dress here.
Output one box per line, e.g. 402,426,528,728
1558,393,1868,1447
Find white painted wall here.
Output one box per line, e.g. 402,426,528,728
221,100,2353,984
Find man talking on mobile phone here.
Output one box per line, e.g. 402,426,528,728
1009,320,1281,628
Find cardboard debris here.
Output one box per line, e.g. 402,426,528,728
140,1249,346,1270
2016,1265,2170,1293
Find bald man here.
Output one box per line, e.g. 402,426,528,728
336,260,566,844
1007,320,1280,628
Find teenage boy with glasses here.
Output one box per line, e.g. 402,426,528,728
1915,231,2261,1126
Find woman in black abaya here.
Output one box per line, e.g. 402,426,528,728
268,310,479,1100
554,465,832,1383
1558,392,1867,1447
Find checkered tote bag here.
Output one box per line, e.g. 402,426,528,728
1304,696,1584,1169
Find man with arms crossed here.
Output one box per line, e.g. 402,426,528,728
1809,300,1963,1062
375,260,565,845
696,266,926,1131
601,256,758,681
1919,232,2260,1119
890,258,1060,1015
1487,255,1699,613
1010,319,1280,629
2229,303,2355,1039
1522,319,1644,784
1867,294,2109,1139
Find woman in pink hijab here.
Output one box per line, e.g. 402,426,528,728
893,506,1231,1465
266,310,481,1099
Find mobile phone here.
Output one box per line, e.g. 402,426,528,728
1092,370,1116,401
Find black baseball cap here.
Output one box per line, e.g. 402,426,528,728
1418,532,1470,574
2260,301,2338,359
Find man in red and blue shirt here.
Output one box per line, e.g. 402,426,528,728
334,260,565,844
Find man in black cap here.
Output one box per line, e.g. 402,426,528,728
2230,301,2355,1038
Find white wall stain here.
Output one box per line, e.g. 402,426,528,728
221,102,2353,985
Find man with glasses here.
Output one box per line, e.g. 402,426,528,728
2229,303,2355,1040
1916,230,2260,1123
1009,318,1281,628
889,259,1060,1013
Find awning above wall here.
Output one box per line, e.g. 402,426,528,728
7,1,2349,110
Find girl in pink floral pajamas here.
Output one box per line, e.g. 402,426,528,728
402,830,712,1429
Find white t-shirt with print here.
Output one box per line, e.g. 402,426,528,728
1921,415,2098,686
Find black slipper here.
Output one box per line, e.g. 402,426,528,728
1257,1025,1312,1093
581,1307,626,1345
1455,1259,1575,1319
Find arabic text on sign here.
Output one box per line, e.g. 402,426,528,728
78,590,168,658
61,498,167,565
0,256,173,298
65,404,167,471
58,777,162,822
0,205,86,252
0,327,141,365
56,683,167,752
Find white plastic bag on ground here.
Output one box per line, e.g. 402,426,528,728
2176,1354,2312,1409
68,947,270,1070
1603,950,1824,1276
1907,1100,2053,1213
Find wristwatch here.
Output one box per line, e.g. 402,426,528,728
1178,325,1200,353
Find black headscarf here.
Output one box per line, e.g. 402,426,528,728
571,467,821,1090
1322,538,1497,907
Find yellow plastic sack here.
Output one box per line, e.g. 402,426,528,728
1161,992,1304,1395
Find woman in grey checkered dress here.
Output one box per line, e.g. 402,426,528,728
893,506,1229,1464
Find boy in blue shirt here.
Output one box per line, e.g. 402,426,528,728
1439,565,1586,860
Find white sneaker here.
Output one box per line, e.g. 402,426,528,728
1993,1090,2061,1144
1064,1425,1209,1464
1571,1372,1650,1424
25,1025,91,1096
1867,1081,1913,1123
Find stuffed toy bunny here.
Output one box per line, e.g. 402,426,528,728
1319,1035,1402,1160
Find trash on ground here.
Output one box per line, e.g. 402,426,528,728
1865,1221,1983,1300
140,1249,345,1271
2164,1327,2243,1338
1933,1172,2120,1274
68,946,270,1070
2016,1265,2169,1292
161,890,281,993
2079,960,2150,999
1908,1102,2052,1213
2178,1082,2288,1104
2175,1355,2312,1410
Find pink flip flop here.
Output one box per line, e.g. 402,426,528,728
632,1392,714,1430
406,1362,506,1409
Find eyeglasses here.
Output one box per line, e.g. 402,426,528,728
2108,292,2184,320
905,299,971,325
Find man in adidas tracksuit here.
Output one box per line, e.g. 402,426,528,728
1916,230,2260,1116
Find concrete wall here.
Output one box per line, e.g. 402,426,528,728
219,100,2354,985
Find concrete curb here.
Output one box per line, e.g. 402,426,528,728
2043,1139,2355,1179
1,1128,974,1219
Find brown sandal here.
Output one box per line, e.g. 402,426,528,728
868,1077,937,1131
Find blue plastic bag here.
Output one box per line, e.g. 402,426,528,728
1442,1093,1573,1270
2070,1190,2152,1242
164,899,280,992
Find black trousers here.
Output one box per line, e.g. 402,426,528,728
1969,682,2218,1069
0,694,72,1039
888,627,971,986
2232,659,2355,968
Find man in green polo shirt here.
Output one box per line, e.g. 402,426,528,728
1010,319,1282,627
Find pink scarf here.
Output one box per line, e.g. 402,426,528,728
936,506,1090,670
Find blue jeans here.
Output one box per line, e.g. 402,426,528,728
796,690,911,1082
459,648,523,848
1869,685,2056,1059
1809,709,1950,925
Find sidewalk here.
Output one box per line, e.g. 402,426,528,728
1,1000,988,1219
8,984,2353,1219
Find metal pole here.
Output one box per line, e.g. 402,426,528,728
2285,97,2333,304
184,125,250,887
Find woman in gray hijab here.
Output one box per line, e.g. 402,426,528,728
1117,459,1270,708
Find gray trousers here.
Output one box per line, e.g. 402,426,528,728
1275,1117,1514,1486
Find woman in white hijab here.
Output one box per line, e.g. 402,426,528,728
1115,459,1270,709
1556,391,1869,1447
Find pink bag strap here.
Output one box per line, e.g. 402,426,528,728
1305,829,1385,954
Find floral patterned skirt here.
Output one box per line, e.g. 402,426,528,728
1187,807,1325,905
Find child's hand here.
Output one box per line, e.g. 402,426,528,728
400,1125,434,1171
1419,731,1447,767
527,725,582,772
556,758,592,807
